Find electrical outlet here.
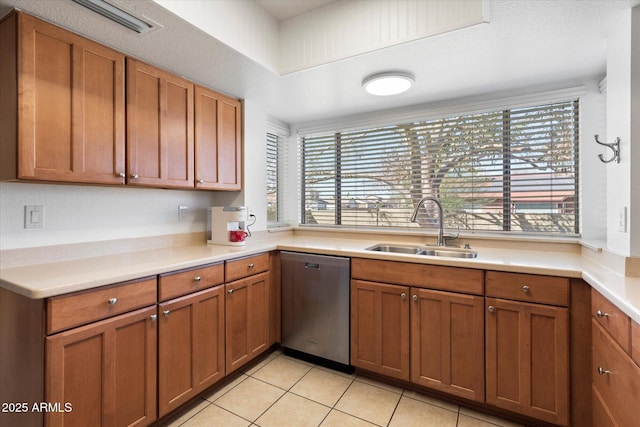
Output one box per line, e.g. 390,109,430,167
178,205,189,221
618,207,627,233
25,205,44,229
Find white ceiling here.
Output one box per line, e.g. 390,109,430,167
1,0,638,125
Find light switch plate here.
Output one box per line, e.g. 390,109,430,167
618,206,627,233
178,205,188,221
25,205,44,229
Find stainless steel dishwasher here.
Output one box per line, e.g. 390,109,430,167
281,251,350,366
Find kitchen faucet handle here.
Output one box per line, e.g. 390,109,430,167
442,227,460,246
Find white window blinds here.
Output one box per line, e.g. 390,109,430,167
301,100,579,235
266,132,279,224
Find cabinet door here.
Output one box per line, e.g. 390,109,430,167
46,306,157,427
411,288,484,402
225,272,270,374
194,86,242,190
126,58,194,188
486,297,569,426
158,285,225,417
17,13,125,184
350,280,410,381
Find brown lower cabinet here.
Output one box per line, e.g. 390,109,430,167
46,306,157,427
591,293,640,427
350,279,410,380
411,288,485,402
158,285,225,417
350,279,486,400
485,297,569,425
225,271,270,374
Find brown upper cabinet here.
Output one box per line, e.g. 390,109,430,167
195,86,242,190
1,11,243,191
126,58,194,189
0,12,126,184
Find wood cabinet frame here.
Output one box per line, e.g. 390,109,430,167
1,12,126,184
46,306,157,427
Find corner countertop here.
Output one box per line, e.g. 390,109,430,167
1,234,639,324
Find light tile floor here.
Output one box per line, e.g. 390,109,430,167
162,351,524,427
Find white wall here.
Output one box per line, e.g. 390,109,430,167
153,0,279,72
605,6,640,256
630,6,640,257
0,183,215,250
580,80,608,243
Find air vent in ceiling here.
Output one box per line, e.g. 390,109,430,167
72,0,161,35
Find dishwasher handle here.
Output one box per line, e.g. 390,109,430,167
304,262,320,269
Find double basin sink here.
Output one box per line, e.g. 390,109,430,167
365,244,478,259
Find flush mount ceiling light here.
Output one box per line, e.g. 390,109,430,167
72,0,159,34
362,72,415,96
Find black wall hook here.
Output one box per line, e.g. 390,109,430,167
594,135,620,164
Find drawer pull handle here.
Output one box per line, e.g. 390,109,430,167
412,294,418,301
163,310,170,317
108,298,118,305
131,173,139,179
488,305,495,313
228,289,234,294
522,285,530,293
598,367,610,375
596,310,610,318
194,276,201,282
197,179,204,184
401,293,406,300
150,314,158,321
118,172,126,178
248,263,255,269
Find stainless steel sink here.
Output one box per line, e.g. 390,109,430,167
365,244,478,259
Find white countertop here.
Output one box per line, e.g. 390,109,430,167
1,234,639,324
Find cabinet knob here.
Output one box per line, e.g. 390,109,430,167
248,263,255,269
522,285,530,293
597,367,610,375
118,172,126,178
108,298,118,305
401,293,406,300
228,289,234,294
150,314,158,321
488,305,495,313
197,179,204,184
194,276,201,282
412,294,418,301
131,173,139,179
596,310,610,318
163,310,170,317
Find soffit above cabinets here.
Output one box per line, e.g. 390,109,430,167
256,0,338,22
1,0,639,124
155,0,489,75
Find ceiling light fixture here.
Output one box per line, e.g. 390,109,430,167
72,0,156,34
362,72,415,96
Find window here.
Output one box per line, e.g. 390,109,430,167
266,132,279,224
301,100,579,235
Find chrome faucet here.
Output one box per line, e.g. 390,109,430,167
410,196,445,246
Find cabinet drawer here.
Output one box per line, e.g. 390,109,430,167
592,289,631,354
47,277,157,334
485,271,569,306
351,258,483,295
592,319,640,427
159,262,224,301
225,253,269,282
